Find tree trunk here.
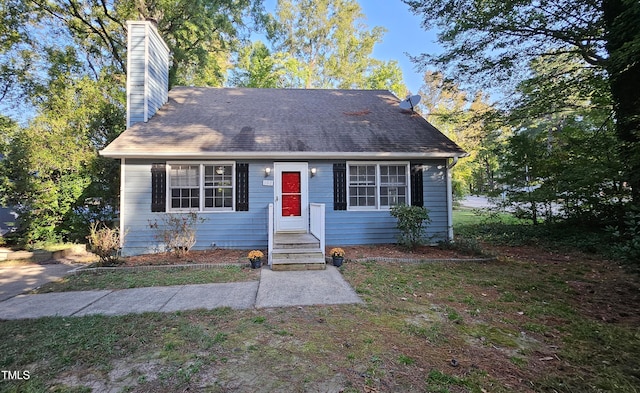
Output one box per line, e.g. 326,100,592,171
603,0,640,206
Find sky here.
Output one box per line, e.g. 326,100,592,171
262,0,443,95
358,1,442,95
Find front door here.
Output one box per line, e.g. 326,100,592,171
274,162,308,232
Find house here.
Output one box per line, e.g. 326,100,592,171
100,21,467,269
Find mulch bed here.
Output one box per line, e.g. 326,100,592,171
121,244,481,267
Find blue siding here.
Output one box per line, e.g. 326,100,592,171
120,159,451,256
126,21,169,128
308,160,449,246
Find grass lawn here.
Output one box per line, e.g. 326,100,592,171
1,210,639,392
33,265,259,293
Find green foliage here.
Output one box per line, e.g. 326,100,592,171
149,213,207,257
0,72,124,245
86,221,123,266
608,206,640,266
389,204,431,249
229,41,279,88
417,71,502,197
262,0,406,95
405,0,640,215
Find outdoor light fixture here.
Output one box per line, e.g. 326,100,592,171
264,167,271,177
310,167,317,177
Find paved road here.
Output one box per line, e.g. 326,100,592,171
458,195,496,209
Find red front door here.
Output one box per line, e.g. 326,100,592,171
275,163,308,232
281,172,301,216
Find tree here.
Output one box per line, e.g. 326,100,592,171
266,0,406,95
404,0,640,209
417,71,502,196
495,53,624,224
28,0,266,88
0,69,124,244
229,40,279,88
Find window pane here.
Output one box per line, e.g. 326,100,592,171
170,165,199,187
348,165,377,208
203,165,233,210
380,165,407,207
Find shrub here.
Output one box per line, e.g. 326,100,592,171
87,222,123,266
149,212,206,258
390,204,431,249
608,207,640,266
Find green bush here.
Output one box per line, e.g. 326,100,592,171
608,207,640,266
390,204,431,249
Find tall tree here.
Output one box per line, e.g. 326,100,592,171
229,40,279,87
267,0,406,95
0,0,35,105
404,0,640,208
497,53,623,223
418,71,501,196
22,0,265,88
0,70,125,244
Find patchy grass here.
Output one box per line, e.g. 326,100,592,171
2,243,639,392
33,266,259,293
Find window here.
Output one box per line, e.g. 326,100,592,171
168,163,234,211
204,165,233,209
170,164,200,209
348,163,409,209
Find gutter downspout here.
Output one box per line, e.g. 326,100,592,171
446,157,460,242
119,158,126,251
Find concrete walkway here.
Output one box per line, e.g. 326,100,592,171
0,266,363,320
0,263,77,302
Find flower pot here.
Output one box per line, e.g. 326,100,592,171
250,258,262,269
332,256,344,267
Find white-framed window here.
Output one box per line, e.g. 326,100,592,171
168,162,235,212
347,162,410,210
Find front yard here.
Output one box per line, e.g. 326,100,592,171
1,211,639,392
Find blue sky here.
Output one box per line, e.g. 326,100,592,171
358,1,441,94
261,0,442,95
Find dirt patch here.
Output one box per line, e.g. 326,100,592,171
339,243,482,261
122,248,252,266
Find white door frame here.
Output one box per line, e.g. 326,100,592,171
274,162,309,233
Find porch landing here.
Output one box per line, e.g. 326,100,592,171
271,233,326,271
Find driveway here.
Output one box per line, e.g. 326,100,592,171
0,263,78,302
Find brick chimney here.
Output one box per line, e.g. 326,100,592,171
126,20,170,128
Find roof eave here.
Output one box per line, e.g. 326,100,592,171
99,150,468,160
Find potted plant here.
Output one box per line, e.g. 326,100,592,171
248,250,264,269
330,247,345,267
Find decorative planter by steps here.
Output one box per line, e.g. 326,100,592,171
250,258,262,269
332,256,344,267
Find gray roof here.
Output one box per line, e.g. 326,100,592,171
100,87,467,159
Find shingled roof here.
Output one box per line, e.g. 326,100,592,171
100,87,467,159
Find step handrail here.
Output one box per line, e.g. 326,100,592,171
309,203,325,258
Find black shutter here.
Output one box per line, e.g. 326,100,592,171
333,163,347,210
151,163,166,212
411,164,424,207
236,163,249,211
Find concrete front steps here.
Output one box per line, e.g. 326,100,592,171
271,233,326,271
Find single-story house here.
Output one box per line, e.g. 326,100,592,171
100,21,467,269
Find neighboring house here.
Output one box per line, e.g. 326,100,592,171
100,21,467,269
